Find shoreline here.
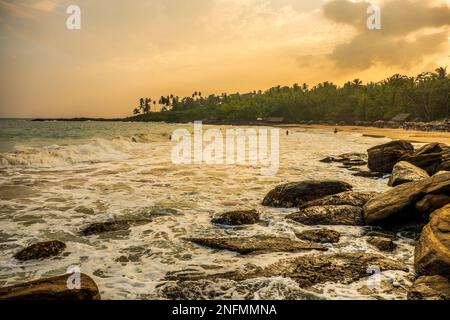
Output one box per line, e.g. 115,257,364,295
286,124,450,145
24,118,450,144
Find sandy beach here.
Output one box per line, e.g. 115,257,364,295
283,125,450,145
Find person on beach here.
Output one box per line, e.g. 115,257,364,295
334,128,338,134
286,130,289,136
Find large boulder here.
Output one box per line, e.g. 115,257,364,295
14,241,66,261
0,274,100,300
388,161,430,187
364,172,450,226
211,210,260,226
186,236,326,254
367,140,414,173
287,205,365,226
262,180,352,208
408,275,450,300
415,205,450,277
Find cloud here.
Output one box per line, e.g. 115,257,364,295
323,0,450,70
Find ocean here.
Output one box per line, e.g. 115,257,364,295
0,120,415,299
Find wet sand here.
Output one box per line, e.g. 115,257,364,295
282,125,450,145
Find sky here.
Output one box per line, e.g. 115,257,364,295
0,0,449,118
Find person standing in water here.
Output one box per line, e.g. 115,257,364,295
334,128,338,134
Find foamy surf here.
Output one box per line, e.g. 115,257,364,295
0,121,414,300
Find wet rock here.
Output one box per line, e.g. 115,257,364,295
367,237,396,252
363,172,450,226
437,150,450,172
299,191,376,209
320,153,368,166
414,143,448,156
287,205,365,226
14,241,66,261
167,253,408,289
211,210,260,226
367,140,414,173
0,274,100,300
363,230,397,240
401,145,450,175
81,219,151,236
352,170,385,178
400,153,443,176
415,205,450,277
295,229,340,243
388,161,429,187
186,236,326,254
416,194,450,219
408,275,450,300
262,180,352,208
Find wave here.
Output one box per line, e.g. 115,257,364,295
0,134,155,168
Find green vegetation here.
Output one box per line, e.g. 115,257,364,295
130,68,450,123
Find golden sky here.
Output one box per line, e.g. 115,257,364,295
0,0,449,118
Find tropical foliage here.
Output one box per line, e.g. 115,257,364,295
132,68,450,123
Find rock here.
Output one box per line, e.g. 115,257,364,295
416,194,450,219
388,161,430,187
437,149,450,172
408,275,450,300
401,146,450,175
352,170,385,178
321,153,368,166
262,180,352,208
400,153,443,176
186,236,326,254
81,219,151,236
295,229,340,243
0,274,101,300
367,140,414,173
14,241,66,261
367,237,396,252
415,205,450,277
299,191,376,209
363,172,450,226
166,253,408,289
319,156,334,163
414,143,448,156
364,230,397,239
287,205,365,226
211,210,260,226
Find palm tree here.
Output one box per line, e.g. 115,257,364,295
435,66,447,79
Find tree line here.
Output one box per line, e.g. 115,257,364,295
131,67,450,123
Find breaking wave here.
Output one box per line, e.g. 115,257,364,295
0,134,155,168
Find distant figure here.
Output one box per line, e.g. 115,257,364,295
286,130,289,136
169,135,172,141
334,128,338,134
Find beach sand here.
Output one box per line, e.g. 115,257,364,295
280,125,450,145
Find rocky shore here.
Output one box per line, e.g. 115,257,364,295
1,140,449,300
